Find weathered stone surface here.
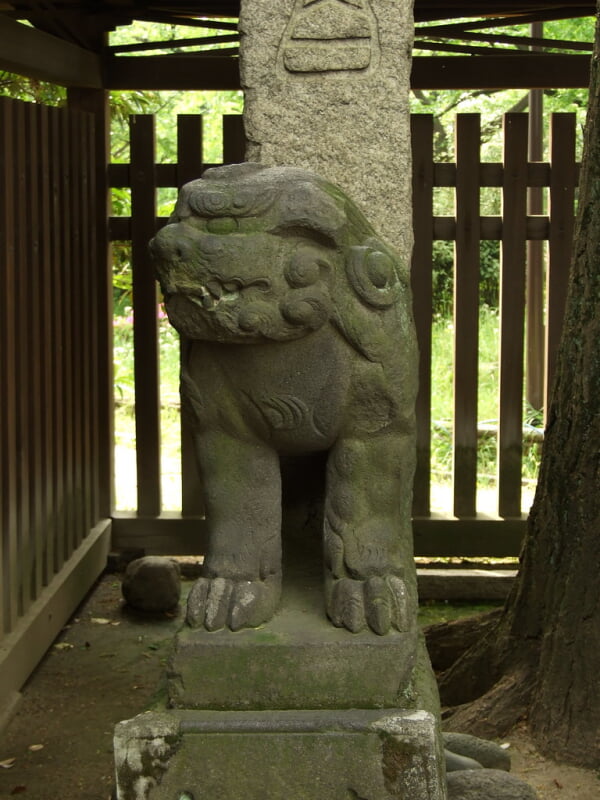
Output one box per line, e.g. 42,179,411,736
447,769,538,799
114,709,447,800
151,163,418,638
445,750,484,772
168,564,434,711
444,731,511,772
240,0,415,259
121,557,181,613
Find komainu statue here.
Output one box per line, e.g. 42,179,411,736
151,163,418,636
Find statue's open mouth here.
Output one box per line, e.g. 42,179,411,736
179,277,271,311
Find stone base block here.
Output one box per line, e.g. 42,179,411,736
169,619,417,711
114,708,447,800
167,558,418,711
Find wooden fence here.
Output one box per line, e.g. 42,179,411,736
0,97,111,717
109,111,578,559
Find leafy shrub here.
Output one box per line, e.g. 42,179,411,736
431,240,500,315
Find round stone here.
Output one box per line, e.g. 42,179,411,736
447,769,538,800
444,732,511,771
122,556,181,613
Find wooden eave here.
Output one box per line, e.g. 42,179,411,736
0,14,102,87
1,1,596,24
0,0,595,90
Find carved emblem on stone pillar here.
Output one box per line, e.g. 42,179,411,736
278,0,380,75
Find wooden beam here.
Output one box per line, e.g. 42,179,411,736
105,53,590,91
0,16,102,88
105,54,240,90
110,513,526,558
411,54,591,89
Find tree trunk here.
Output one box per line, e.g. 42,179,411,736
439,6,600,767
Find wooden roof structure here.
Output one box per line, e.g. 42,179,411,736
0,0,596,90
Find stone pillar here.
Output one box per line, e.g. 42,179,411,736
240,0,414,258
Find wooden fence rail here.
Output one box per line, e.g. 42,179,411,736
109,111,578,559
0,97,111,713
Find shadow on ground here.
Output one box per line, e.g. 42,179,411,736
0,574,597,800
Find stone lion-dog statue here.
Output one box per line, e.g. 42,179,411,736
151,163,418,636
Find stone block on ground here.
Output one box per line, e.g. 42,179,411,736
122,557,181,613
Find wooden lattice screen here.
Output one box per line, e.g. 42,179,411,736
109,111,577,559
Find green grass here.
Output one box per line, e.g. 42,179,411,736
417,600,503,628
430,305,543,491
112,306,543,511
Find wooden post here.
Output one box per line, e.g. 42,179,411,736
66,85,113,520
526,21,545,413
453,114,480,518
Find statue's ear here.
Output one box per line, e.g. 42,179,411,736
345,238,402,309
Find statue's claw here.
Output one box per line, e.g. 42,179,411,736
326,574,410,635
186,574,282,631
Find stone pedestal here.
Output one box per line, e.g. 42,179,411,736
114,566,447,799
115,708,446,800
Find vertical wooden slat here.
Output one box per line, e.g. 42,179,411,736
177,115,204,518
50,105,66,572
177,114,204,185
67,86,112,521
411,115,434,518
81,112,96,530
453,114,480,517
84,106,101,524
26,104,44,596
546,113,576,411
38,103,55,585
223,114,246,164
498,114,529,517
0,98,18,634
130,114,161,516
69,109,85,545
61,108,76,561
14,100,30,615
526,87,545,412
77,110,91,533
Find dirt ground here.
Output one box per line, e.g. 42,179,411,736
0,573,598,800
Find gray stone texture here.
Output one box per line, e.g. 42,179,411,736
240,0,415,260
443,731,512,772
151,163,419,639
167,559,433,711
446,769,539,800
121,557,181,613
445,750,484,772
114,709,447,800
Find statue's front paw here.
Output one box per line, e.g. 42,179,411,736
326,575,410,635
186,574,281,631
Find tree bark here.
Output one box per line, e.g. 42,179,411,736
439,5,600,767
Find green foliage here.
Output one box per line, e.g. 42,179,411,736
0,71,66,105
432,241,500,315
